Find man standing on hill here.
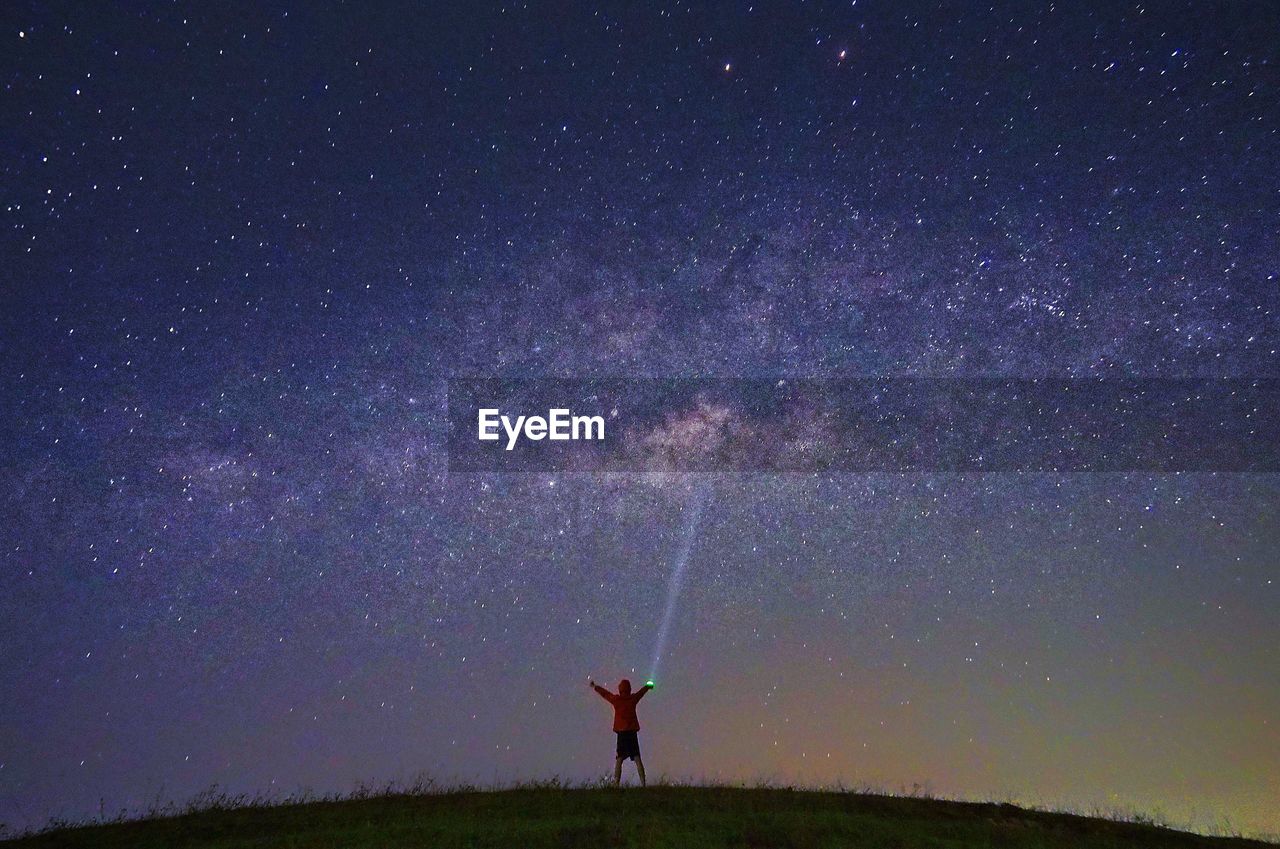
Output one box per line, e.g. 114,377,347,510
589,677,653,786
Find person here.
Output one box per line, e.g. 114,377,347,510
588,677,653,786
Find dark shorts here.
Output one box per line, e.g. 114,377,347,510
615,730,641,760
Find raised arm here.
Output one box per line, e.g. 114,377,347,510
635,683,653,700
591,682,615,702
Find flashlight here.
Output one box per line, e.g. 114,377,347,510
646,679,656,688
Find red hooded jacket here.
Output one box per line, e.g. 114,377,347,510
593,679,651,732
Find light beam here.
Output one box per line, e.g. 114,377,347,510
648,481,710,682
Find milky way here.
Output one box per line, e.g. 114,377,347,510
2,1,1278,837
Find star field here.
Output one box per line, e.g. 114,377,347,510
1,1,1278,838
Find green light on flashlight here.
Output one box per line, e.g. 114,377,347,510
646,679,655,688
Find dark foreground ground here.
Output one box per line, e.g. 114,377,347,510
5,785,1275,849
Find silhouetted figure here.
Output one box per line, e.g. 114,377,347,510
589,677,653,786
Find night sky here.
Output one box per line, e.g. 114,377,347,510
3,0,1279,838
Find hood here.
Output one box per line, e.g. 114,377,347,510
618,678,632,695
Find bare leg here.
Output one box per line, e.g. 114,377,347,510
613,756,623,786
635,756,646,787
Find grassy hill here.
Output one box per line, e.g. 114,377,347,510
5,785,1274,848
